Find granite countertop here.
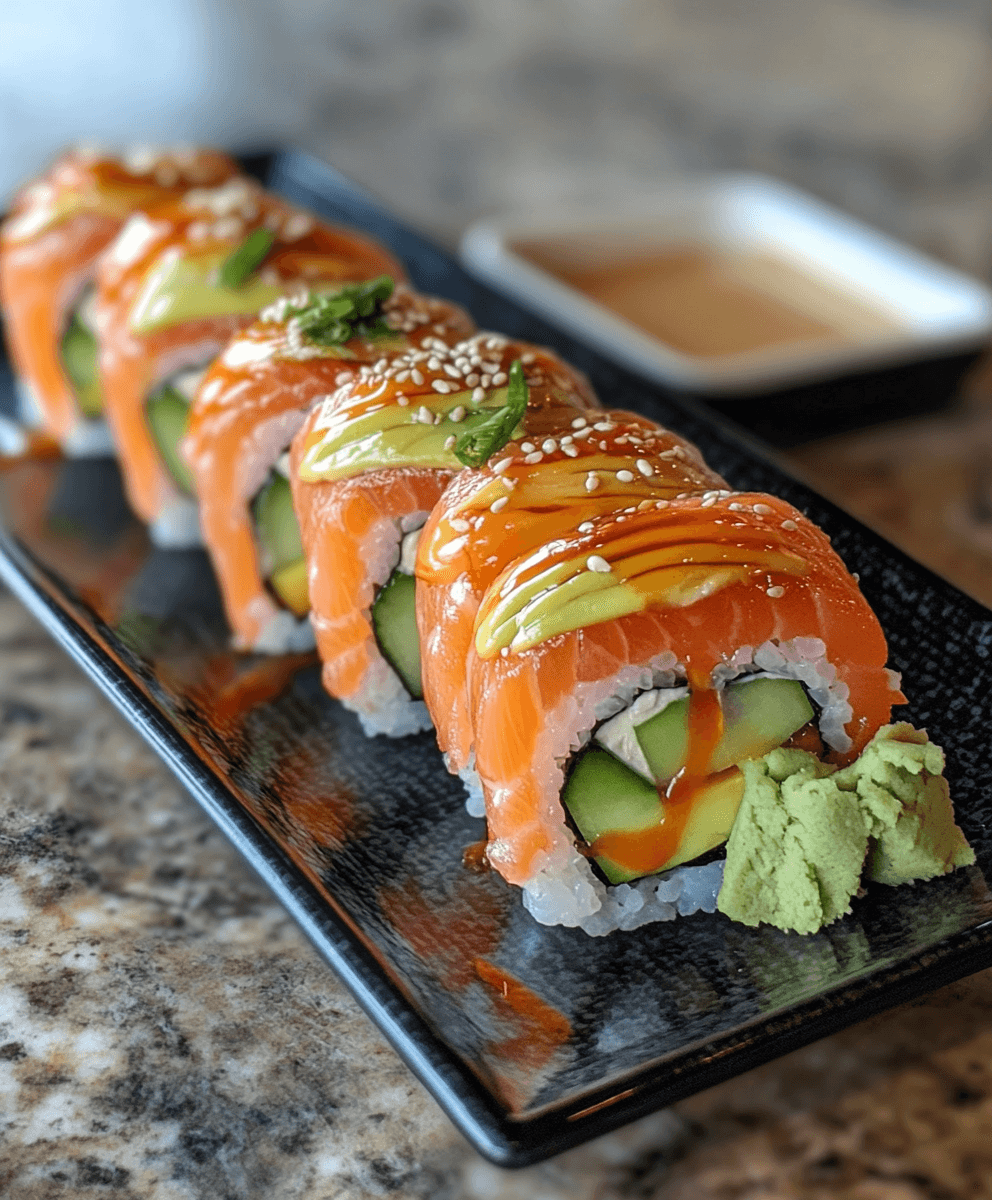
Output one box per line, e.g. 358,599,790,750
4,578,992,1198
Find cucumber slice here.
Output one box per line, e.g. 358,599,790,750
636,677,813,782
60,311,103,417
563,748,745,884
146,386,194,494
253,473,304,572
371,570,422,699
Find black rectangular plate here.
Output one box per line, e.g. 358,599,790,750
2,150,992,1168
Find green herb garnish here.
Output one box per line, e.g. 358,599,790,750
218,228,276,289
454,358,528,469
290,275,396,346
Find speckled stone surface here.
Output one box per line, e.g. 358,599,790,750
6,584,992,1198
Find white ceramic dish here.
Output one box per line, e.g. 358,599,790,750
460,173,992,397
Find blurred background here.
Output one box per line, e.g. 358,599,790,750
3,0,992,267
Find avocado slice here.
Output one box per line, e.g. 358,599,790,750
635,677,813,782
60,310,103,417
252,473,309,616
371,570,423,699
146,385,195,494
563,747,745,884
253,473,304,571
270,559,309,617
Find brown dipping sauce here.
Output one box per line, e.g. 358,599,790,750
514,242,894,360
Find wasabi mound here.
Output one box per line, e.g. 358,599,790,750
717,723,974,935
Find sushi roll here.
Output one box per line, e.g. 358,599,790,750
0,145,237,455
421,432,913,934
289,336,599,737
94,177,404,546
184,281,475,654
417,408,728,811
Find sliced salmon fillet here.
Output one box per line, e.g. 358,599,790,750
185,286,473,649
0,146,237,440
94,177,405,526
464,491,902,887
417,409,726,771
289,334,598,724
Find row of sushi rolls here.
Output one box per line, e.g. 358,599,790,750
0,144,975,937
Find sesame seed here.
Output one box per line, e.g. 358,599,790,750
578,521,595,533
465,373,479,387
335,371,352,386
562,445,579,457
636,459,653,477
490,497,509,514
397,396,410,407
587,555,611,573
282,212,313,241
521,352,536,363
480,375,491,388
572,417,588,428
616,469,635,483
593,421,614,432
766,586,785,598
450,518,470,533
472,388,485,404
573,427,592,439
520,442,536,453
395,370,410,382
443,435,457,450
524,451,543,464
411,369,424,386
432,380,451,394
482,361,500,373
449,405,466,423
560,435,574,445
492,457,513,475
427,358,441,371
443,363,461,378
585,472,600,492
655,499,669,508
373,358,388,373
728,502,744,511
753,503,773,516
417,406,434,424
700,496,716,507
781,519,798,531
491,372,507,386
502,476,516,489
541,439,557,454
501,647,509,657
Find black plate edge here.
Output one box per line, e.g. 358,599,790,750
6,510,992,1168
3,148,992,1168
0,530,524,1166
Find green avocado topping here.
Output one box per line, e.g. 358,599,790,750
717,723,974,935
129,251,290,334
297,386,520,483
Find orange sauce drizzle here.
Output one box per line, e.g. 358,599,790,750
461,839,491,872
590,670,725,875
473,958,572,1057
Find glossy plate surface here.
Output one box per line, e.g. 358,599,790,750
1,151,991,1167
